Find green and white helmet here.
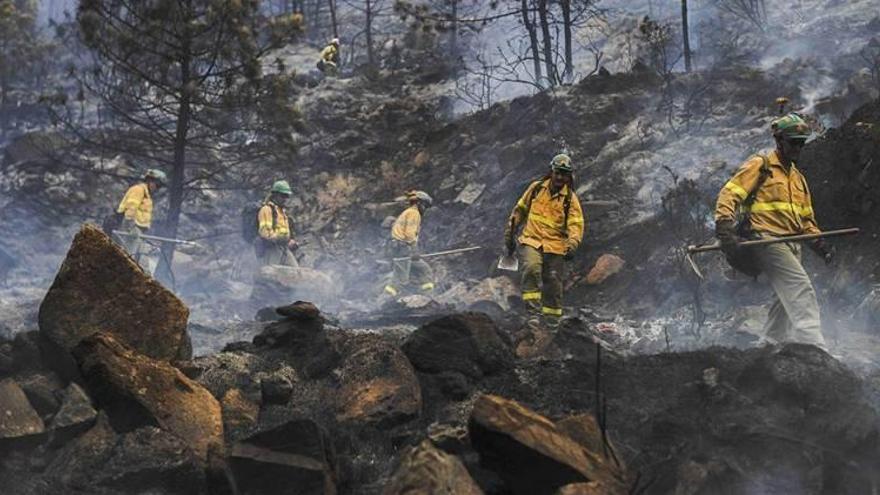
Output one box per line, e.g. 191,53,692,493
772,113,812,140
549,153,573,173
144,169,167,185
271,180,292,195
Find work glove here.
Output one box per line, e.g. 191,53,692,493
715,220,742,258
563,241,576,261
809,238,834,265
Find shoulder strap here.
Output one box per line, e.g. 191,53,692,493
742,154,771,210
562,188,573,235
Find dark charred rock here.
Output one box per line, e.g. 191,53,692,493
276,300,322,320
39,224,191,361
261,373,294,405
0,378,45,442
228,419,337,495
435,370,471,400
16,371,64,418
253,303,324,349
468,394,628,495
403,312,513,379
41,413,208,494
382,440,483,495
335,334,421,428
48,382,97,439
11,330,43,372
72,332,223,463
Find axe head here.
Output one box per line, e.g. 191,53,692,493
684,249,704,280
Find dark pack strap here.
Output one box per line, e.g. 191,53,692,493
742,154,771,212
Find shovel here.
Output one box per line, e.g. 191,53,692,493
497,217,520,272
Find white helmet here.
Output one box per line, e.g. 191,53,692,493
330,38,340,46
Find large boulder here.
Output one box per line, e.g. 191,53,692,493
251,266,339,309
72,332,223,463
38,224,190,361
0,378,45,442
229,419,337,495
383,440,483,495
403,312,513,379
468,394,628,495
335,334,421,427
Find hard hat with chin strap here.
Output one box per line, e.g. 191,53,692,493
144,169,167,185
271,180,292,195
549,153,573,173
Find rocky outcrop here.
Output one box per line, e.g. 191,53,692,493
336,334,421,427
72,332,223,463
383,440,483,495
403,312,513,379
38,224,190,361
468,394,628,495
229,419,337,495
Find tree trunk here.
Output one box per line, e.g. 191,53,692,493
537,0,556,86
681,0,691,72
365,0,374,66
450,0,458,54
561,0,572,82
521,0,543,87
155,46,192,288
327,0,338,38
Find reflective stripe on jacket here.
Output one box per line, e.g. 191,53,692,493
258,202,291,240
715,149,820,236
509,179,585,255
117,183,152,229
391,205,420,244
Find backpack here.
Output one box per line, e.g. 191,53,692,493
524,176,574,235
242,202,275,243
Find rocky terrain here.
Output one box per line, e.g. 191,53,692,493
1,224,878,495
1,1,880,493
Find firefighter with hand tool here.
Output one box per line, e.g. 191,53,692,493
505,153,585,329
715,113,831,349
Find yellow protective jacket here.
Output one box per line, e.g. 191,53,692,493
391,205,420,244
509,179,585,255
321,44,338,63
117,183,153,229
258,201,292,241
715,149,820,237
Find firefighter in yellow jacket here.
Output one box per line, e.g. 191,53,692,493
115,169,166,263
715,113,831,349
385,190,434,296
318,38,340,75
255,180,298,267
505,154,585,327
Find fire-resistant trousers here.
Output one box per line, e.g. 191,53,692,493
255,239,298,268
115,221,146,267
385,241,434,296
754,240,826,349
519,245,565,323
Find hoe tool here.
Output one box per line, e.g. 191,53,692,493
685,228,859,279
